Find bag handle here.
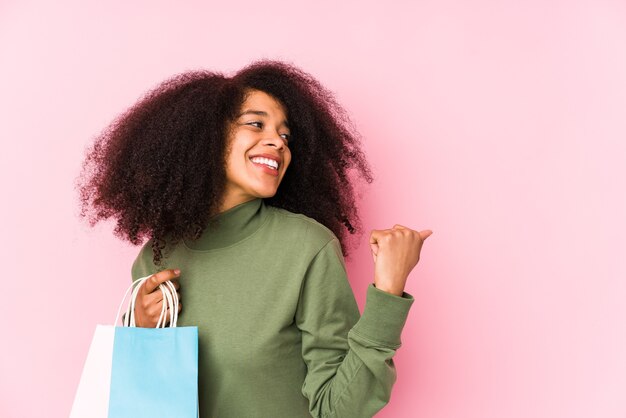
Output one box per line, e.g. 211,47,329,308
114,275,179,328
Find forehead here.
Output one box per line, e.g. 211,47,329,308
240,89,287,117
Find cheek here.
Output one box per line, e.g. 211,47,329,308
225,140,247,165
282,157,292,173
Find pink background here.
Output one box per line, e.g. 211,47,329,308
1,1,625,417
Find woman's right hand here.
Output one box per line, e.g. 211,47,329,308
134,268,182,328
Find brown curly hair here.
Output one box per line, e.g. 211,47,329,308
77,59,373,266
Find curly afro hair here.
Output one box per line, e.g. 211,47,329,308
77,59,373,266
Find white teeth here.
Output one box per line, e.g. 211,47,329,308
250,157,278,170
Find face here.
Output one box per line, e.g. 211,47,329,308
221,89,292,211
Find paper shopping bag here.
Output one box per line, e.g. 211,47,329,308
70,276,198,418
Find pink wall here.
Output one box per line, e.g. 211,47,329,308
1,0,625,417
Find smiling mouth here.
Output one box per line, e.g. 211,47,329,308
249,158,280,177
249,157,279,170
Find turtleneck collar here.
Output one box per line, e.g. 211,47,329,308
183,198,268,251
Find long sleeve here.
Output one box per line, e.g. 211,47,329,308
130,240,156,282
295,238,415,418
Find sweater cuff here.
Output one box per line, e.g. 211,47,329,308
350,283,415,348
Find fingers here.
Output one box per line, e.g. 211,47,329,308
370,242,379,263
162,300,183,325
159,291,183,324
151,291,183,325
135,269,182,328
373,226,433,239
138,287,179,309
369,229,385,244
420,230,433,240
142,268,181,294
141,290,164,308
163,289,183,320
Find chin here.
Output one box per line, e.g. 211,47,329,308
259,191,278,198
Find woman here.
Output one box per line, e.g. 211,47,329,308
78,60,432,418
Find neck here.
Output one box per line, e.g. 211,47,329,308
218,194,259,214
184,197,267,251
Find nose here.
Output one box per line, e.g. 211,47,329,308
263,132,286,151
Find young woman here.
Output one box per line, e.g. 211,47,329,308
78,60,432,418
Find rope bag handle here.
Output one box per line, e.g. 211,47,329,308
114,275,179,328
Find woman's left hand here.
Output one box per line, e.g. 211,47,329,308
369,225,433,296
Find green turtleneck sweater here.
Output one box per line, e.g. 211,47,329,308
130,198,415,418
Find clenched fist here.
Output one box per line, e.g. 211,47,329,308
369,225,432,296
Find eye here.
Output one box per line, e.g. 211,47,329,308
247,121,263,129
280,133,291,143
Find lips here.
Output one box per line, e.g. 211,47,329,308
249,158,279,177
248,153,282,168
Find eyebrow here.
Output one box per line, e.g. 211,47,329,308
239,110,289,128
